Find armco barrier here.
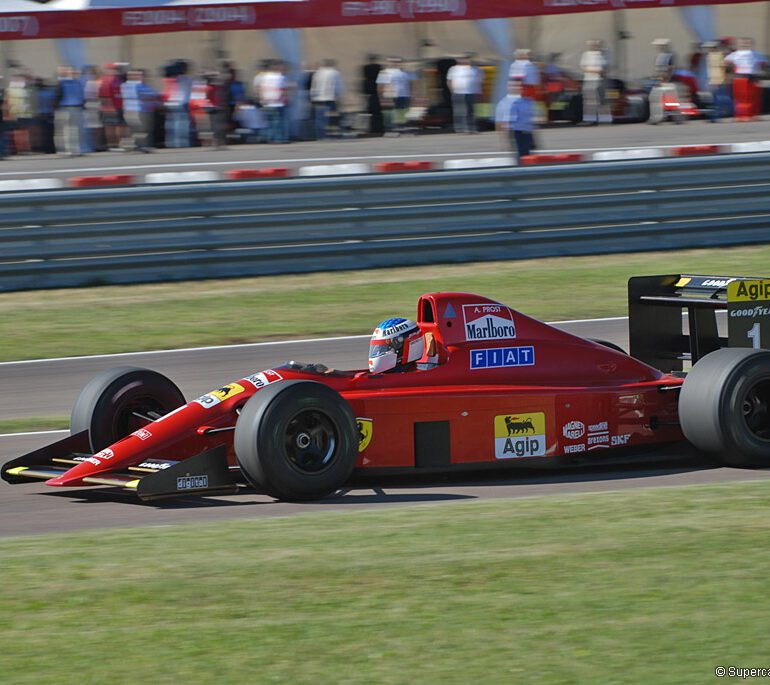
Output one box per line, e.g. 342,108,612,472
2,152,770,292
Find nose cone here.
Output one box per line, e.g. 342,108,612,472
46,447,121,487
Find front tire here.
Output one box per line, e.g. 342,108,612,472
679,348,770,467
234,381,358,501
70,366,186,452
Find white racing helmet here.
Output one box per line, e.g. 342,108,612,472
368,318,425,373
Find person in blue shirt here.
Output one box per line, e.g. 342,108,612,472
120,69,159,152
54,65,85,156
495,78,535,163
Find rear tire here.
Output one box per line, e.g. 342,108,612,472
70,366,186,452
234,380,358,501
679,348,770,466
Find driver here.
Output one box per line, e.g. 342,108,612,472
368,318,425,373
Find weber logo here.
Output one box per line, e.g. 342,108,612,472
462,304,516,341
177,475,209,490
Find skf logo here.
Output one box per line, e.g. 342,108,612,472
357,418,373,452
494,413,546,458
729,280,770,303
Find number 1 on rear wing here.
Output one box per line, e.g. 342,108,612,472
628,275,770,374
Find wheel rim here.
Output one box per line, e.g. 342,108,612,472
741,379,770,441
283,409,338,475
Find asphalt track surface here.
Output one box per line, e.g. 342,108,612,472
1,118,769,180
3,316,769,537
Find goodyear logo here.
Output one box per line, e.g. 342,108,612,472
357,418,373,452
494,412,546,459
728,280,770,303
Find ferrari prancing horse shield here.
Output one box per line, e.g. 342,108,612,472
357,418,373,452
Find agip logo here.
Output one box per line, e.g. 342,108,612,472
493,413,546,459
462,304,516,341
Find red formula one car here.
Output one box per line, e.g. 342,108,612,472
4,277,770,501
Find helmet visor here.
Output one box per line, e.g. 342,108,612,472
369,339,400,358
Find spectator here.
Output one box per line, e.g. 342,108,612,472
579,39,607,125
163,59,192,147
508,49,540,100
377,57,412,135
361,54,383,135
310,59,344,139
98,63,124,151
495,79,535,163
223,64,245,130
257,60,289,143
652,38,676,81
705,41,732,121
35,77,56,154
725,37,767,121
234,98,265,143
121,68,159,152
0,77,5,159
54,66,85,156
648,39,686,124
83,65,104,152
447,55,483,133
6,69,37,154
190,70,227,149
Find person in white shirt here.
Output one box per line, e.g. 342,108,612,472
580,39,607,125
446,55,484,133
376,57,412,134
257,60,289,143
310,59,344,139
725,37,767,120
508,49,540,100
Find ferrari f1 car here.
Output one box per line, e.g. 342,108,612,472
4,276,770,502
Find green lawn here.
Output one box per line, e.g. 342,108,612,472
0,417,68,435
2,480,769,684
1,244,768,362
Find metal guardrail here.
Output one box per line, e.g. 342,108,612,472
2,153,770,292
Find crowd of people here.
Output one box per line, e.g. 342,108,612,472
0,35,765,159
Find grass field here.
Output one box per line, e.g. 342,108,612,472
2,480,769,684
0,417,68,434
1,244,769,362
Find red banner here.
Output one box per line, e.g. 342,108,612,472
0,0,761,40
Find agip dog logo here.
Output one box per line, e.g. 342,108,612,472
462,304,516,341
494,412,546,458
357,418,373,452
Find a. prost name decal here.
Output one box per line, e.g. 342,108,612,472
462,304,516,341
493,412,546,458
470,345,534,370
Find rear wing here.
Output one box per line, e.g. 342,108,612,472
628,275,770,373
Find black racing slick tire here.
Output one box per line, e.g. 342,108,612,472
679,348,770,467
234,380,358,501
70,366,186,452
